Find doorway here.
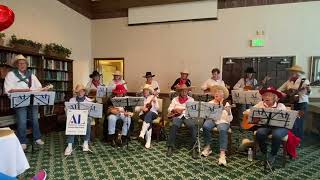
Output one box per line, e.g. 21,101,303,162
94,58,124,85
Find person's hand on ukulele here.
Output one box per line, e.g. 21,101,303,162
143,107,149,112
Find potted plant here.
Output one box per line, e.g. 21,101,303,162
9,34,42,53
44,43,71,58
0,33,5,46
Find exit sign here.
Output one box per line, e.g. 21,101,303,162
251,38,265,47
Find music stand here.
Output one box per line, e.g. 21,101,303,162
248,107,298,173
192,94,213,102
231,90,261,105
9,91,56,152
64,101,103,156
111,96,144,149
185,101,223,168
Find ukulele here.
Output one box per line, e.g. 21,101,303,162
281,78,310,104
167,108,185,119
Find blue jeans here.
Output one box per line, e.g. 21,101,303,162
293,102,308,140
67,117,92,144
140,111,158,124
203,120,229,151
166,117,197,148
256,127,288,156
15,106,41,144
108,114,131,136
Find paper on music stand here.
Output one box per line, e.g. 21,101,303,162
96,86,107,98
245,90,262,105
111,96,144,107
65,109,88,135
33,91,56,106
9,91,56,108
9,93,31,108
231,90,246,104
185,101,223,120
65,102,103,118
248,107,298,129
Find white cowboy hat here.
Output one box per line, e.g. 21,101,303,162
286,65,305,74
74,84,86,93
142,84,154,94
210,85,229,99
180,69,190,74
13,54,28,67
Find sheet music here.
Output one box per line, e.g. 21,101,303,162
111,96,144,107
9,91,56,108
231,90,261,105
185,101,223,120
65,109,88,135
96,86,107,97
248,107,298,129
65,102,103,118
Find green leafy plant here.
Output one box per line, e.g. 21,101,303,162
44,43,72,58
0,33,5,39
9,34,42,49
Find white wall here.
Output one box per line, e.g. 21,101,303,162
0,0,92,86
92,2,320,95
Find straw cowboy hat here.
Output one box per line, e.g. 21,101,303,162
112,70,122,76
74,84,86,93
89,70,101,78
180,69,190,74
175,84,194,92
210,85,229,99
244,67,256,74
112,84,127,95
286,65,305,74
259,86,283,99
13,54,28,67
143,72,155,78
142,84,154,94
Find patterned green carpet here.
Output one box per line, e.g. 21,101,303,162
19,131,320,180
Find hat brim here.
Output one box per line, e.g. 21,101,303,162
176,86,194,91
286,68,305,74
180,72,189,74
143,75,155,78
210,85,229,99
13,58,28,67
259,89,283,99
74,88,86,93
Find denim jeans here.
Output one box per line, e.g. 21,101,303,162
108,114,131,136
293,102,308,140
203,120,229,151
15,106,41,144
140,111,158,124
256,127,288,155
166,117,197,148
67,117,92,144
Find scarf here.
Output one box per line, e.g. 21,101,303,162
178,96,188,104
13,69,32,87
179,78,186,85
76,96,86,102
290,76,299,82
92,79,100,88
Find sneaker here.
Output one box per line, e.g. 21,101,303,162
64,146,73,156
35,139,45,145
145,142,151,149
30,169,47,180
218,154,227,166
83,143,90,152
201,145,212,157
21,144,27,150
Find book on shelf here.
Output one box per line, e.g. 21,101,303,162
44,59,68,71
44,71,69,81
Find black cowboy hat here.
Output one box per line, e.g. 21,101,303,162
244,67,256,74
143,72,155,78
89,70,101,78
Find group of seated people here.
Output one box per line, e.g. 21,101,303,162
4,54,309,169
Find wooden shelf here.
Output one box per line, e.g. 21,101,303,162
43,79,70,82
43,68,69,72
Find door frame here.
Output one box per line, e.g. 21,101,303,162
93,57,125,79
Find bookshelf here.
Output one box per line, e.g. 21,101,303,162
0,45,73,131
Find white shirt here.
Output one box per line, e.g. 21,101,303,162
208,101,233,124
233,78,258,90
253,101,287,110
4,71,42,94
278,77,310,103
108,80,127,90
135,95,159,115
85,80,103,91
201,78,225,91
140,80,160,93
168,96,194,119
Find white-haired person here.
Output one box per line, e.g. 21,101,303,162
136,84,159,149
201,85,232,166
108,70,127,90
64,84,93,156
4,54,46,150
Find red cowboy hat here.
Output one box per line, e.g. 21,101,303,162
259,86,283,99
112,84,127,95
